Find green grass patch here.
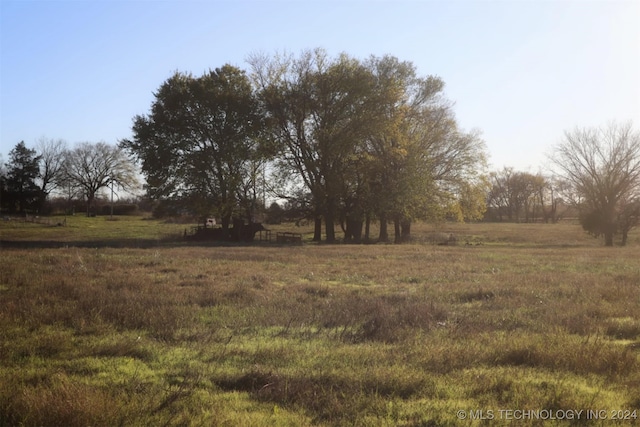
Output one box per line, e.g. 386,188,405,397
0,221,639,425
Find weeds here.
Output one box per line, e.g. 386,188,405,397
0,222,639,425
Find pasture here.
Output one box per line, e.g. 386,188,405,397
1,216,639,426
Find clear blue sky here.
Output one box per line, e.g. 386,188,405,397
1,0,638,172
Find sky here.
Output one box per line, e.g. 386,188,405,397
1,0,639,173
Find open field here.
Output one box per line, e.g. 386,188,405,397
1,217,639,426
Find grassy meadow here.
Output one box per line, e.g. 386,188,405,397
1,216,639,426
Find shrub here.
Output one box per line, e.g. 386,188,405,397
604,318,640,340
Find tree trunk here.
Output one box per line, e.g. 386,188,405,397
325,198,336,243
86,195,94,217
378,213,388,242
621,230,628,246
325,210,336,243
313,211,322,242
400,218,411,241
343,208,363,244
393,216,401,244
220,215,231,240
342,219,350,242
364,213,371,243
348,218,362,243
604,232,614,246
604,217,616,246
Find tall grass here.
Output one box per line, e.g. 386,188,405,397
0,222,638,426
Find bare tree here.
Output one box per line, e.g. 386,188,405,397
487,168,545,222
63,142,138,216
550,122,640,246
618,197,640,246
36,137,67,197
537,176,570,223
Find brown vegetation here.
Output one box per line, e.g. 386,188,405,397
0,221,638,425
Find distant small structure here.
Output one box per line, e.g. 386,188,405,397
276,232,303,244
187,220,267,243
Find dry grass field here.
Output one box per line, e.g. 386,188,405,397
1,216,639,426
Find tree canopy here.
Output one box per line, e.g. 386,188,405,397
2,141,43,213
121,65,268,232
5,49,638,249
63,142,138,216
121,50,488,242
1,140,137,216
249,49,487,242
551,122,640,246
250,50,387,241
36,137,67,198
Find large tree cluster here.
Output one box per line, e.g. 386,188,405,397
486,168,568,223
0,139,137,216
486,122,640,247
123,49,488,243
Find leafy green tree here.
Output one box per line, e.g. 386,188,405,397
122,50,487,244
63,142,138,216
253,51,486,243
396,113,486,240
122,65,267,231
448,177,490,222
551,122,640,246
265,201,285,224
250,49,378,242
361,56,486,242
349,55,417,242
4,141,43,213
